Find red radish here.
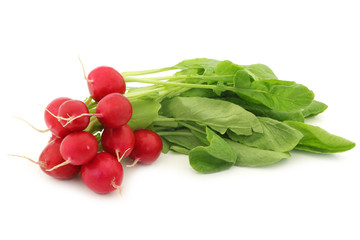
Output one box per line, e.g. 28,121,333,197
46,131,98,171
96,93,132,128
101,124,135,160
87,66,126,102
9,138,80,179
40,138,80,179
81,152,124,194
44,97,71,137
58,100,91,132
128,129,163,166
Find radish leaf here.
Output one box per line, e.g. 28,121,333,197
189,128,237,173
160,97,263,135
228,117,303,152
284,121,356,153
226,139,291,167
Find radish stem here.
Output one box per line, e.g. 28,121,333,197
121,66,177,77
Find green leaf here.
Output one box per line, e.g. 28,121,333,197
161,97,263,135
215,60,277,81
174,58,221,75
284,121,356,153
242,63,278,81
228,117,303,152
179,88,218,98
236,79,315,111
227,97,305,122
215,60,244,75
226,139,290,167
302,100,328,118
233,70,252,88
189,128,237,173
160,137,171,154
128,99,161,130
161,129,206,150
170,145,190,155
174,68,202,76
178,121,208,144
152,116,180,128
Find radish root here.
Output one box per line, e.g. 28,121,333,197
78,56,93,83
115,148,131,163
126,159,139,168
111,177,122,194
8,154,44,167
46,159,71,172
61,113,102,127
43,107,101,127
13,116,49,133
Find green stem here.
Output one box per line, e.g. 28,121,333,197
124,74,233,82
84,96,94,108
124,77,228,90
125,85,188,102
89,108,97,114
178,122,206,134
153,117,177,122
156,131,194,137
124,76,266,94
121,66,177,77
84,117,102,133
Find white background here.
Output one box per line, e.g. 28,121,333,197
1,0,359,239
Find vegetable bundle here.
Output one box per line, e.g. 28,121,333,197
14,58,356,194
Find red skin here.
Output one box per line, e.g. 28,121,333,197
96,93,132,128
60,131,98,165
44,97,71,138
130,129,163,164
81,152,124,194
40,138,80,179
58,100,90,132
101,124,135,159
87,66,126,102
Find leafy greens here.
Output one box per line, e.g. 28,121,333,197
103,57,356,174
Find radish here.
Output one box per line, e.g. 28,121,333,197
51,93,132,129
40,138,81,179
81,152,124,194
128,129,163,167
44,97,71,137
46,131,98,171
58,100,90,132
96,93,132,128
87,66,126,102
10,138,80,179
101,124,135,160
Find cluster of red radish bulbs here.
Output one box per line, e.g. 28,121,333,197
15,65,163,194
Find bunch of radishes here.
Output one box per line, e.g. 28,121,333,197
19,66,163,194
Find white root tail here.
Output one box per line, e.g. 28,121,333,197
61,113,102,127
13,116,49,133
126,159,139,168
111,177,122,195
43,107,101,127
8,154,44,167
45,159,71,172
78,56,93,83
115,148,131,163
